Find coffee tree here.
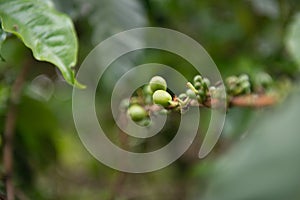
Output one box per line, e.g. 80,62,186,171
1,0,300,199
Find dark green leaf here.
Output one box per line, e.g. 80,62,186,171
0,0,84,87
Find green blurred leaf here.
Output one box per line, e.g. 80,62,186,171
87,0,147,87
202,91,300,200
89,0,147,44
286,13,300,69
0,0,83,87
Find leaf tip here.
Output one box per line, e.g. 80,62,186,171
74,79,86,89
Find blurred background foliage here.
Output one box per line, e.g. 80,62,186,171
1,0,300,199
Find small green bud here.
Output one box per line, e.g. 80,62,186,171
119,98,130,111
178,93,188,100
149,76,167,92
197,89,206,103
209,86,218,98
137,118,151,126
127,104,148,122
152,90,172,107
232,86,244,95
209,86,216,93
226,76,239,95
239,74,249,83
202,78,211,88
186,89,197,99
226,76,239,85
194,82,202,90
130,97,139,105
241,81,251,94
198,89,205,97
255,72,273,88
193,75,203,84
143,84,153,95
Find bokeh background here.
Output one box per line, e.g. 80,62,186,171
1,0,300,199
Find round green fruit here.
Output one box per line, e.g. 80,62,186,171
255,72,273,88
149,76,167,92
193,75,203,84
226,76,239,85
202,78,211,88
143,84,153,95
186,89,197,99
127,104,148,122
239,74,250,83
194,82,202,90
152,90,172,107
178,93,188,101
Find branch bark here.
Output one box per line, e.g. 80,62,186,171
3,62,31,200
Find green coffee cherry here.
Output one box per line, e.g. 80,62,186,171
241,81,251,94
193,75,203,84
149,76,167,92
178,93,188,101
197,89,206,103
255,72,273,88
186,89,197,99
226,76,240,95
209,86,219,98
119,98,130,111
209,86,216,93
194,82,202,90
202,78,211,88
239,74,249,83
127,104,148,122
143,84,153,95
138,118,151,126
226,76,239,86
198,89,205,97
130,97,140,104
153,90,172,107
210,86,225,99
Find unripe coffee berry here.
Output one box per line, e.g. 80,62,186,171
127,104,148,122
255,72,273,88
178,93,188,101
143,84,153,95
202,78,211,88
226,76,238,85
193,75,203,84
149,76,167,92
194,82,202,90
186,89,197,99
239,74,249,83
241,81,251,94
119,98,130,111
153,90,172,107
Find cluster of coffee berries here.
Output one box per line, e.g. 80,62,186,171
253,72,273,92
126,76,177,124
188,75,210,103
125,74,222,123
124,72,274,123
225,72,273,96
149,76,178,108
225,74,251,96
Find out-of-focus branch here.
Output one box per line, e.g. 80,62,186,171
229,94,278,107
142,94,279,114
